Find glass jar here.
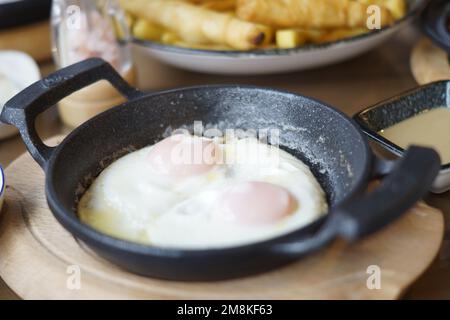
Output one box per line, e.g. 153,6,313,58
51,0,136,128
51,0,133,72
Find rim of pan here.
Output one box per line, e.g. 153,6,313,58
45,85,373,258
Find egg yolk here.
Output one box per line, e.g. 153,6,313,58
147,134,220,179
218,181,297,225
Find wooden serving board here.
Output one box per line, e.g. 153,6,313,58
411,38,450,85
0,137,444,300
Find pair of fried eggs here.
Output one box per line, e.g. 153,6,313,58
78,135,328,249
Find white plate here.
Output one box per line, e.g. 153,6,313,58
134,0,425,75
0,50,41,140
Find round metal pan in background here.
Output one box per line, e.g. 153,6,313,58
0,0,51,30
421,0,450,55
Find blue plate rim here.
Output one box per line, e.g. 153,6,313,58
0,165,5,196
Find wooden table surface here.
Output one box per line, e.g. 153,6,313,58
0,25,449,299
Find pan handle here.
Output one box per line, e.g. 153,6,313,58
273,146,440,255
0,58,142,169
331,146,440,241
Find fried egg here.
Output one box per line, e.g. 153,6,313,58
78,135,328,249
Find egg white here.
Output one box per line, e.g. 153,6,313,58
78,137,328,249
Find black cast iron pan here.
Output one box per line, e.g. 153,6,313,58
0,58,441,281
